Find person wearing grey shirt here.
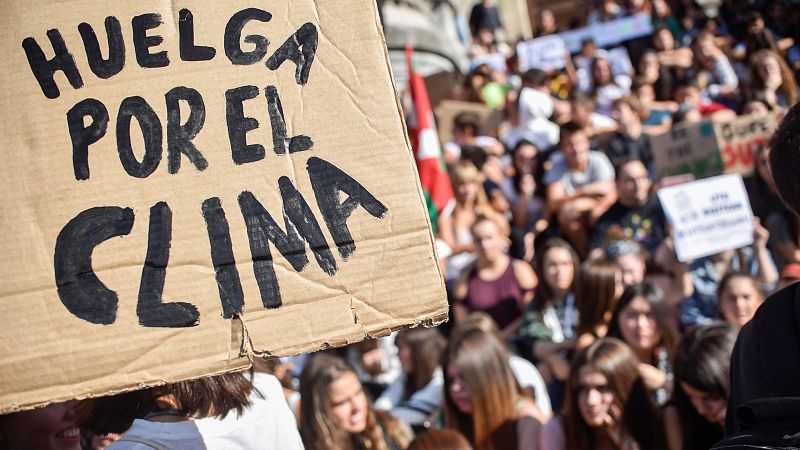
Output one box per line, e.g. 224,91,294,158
545,122,616,256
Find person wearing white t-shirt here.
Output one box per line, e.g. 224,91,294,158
81,371,304,450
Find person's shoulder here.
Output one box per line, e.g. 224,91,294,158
539,416,566,450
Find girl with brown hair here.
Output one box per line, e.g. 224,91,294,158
608,283,679,405
444,327,542,450
300,353,411,450
375,327,447,429
575,259,622,351
747,49,798,110
540,338,665,450
440,163,509,288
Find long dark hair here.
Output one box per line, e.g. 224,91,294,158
397,327,446,399
608,283,679,362
670,322,737,450
563,338,666,450
77,370,256,435
575,258,619,338
533,238,580,310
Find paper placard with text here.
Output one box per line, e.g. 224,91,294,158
0,0,448,413
517,35,568,72
657,174,754,262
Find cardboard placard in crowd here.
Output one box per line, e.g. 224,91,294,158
0,0,448,414
435,100,504,144
658,174,755,262
715,112,779,175
652,112,780,179
651,120,723,179
516,35,568,72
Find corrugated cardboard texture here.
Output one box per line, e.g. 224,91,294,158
0,0,448,413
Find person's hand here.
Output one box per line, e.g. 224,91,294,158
638,363,667,391
546,353,571,381
520,173,536,198
361,348,384,376
752,217,770,249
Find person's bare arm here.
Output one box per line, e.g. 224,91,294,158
436,211,457,250
576,180,615,198
753,219,778,287
546,182,575,214
578,180,617,224
663,405,684,450
657,48,693,69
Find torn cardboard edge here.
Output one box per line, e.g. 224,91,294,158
2,306,449,414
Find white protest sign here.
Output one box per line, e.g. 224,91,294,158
470,52,507,73
558,13,654,53
516,35,567,72
657,174,754,262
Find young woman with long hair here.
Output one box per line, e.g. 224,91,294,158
444,327,542,450
608,283,679,405
518,238,580,411
440,162,507,288
575,259,622,351
664,322,738,450
747,49,799,110
300,354,411,450
374,327,447,429
540,338,666,450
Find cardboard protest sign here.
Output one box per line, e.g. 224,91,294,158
651,120,723,179
716,112,778,175
658,174,754,262
516,35,568,72
435,100,504,143
0,0,448,413
652,112,780,179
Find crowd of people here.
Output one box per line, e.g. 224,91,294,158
2,0,800,448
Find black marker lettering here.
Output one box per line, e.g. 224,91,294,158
132,13,169,68
202,197,244,318
67,98,109,180
166,86,208,174
54,206,134,325
307,157,388,259
22,29,83,99
224,8,272,65
117,96,162,178
265,85,313,154
225,85,264,164
137,202,200,327
238,184,336,308
265,22,318,85
178,9,216,61
78,17,125,79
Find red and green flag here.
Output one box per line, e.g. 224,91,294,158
405,45,455,231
